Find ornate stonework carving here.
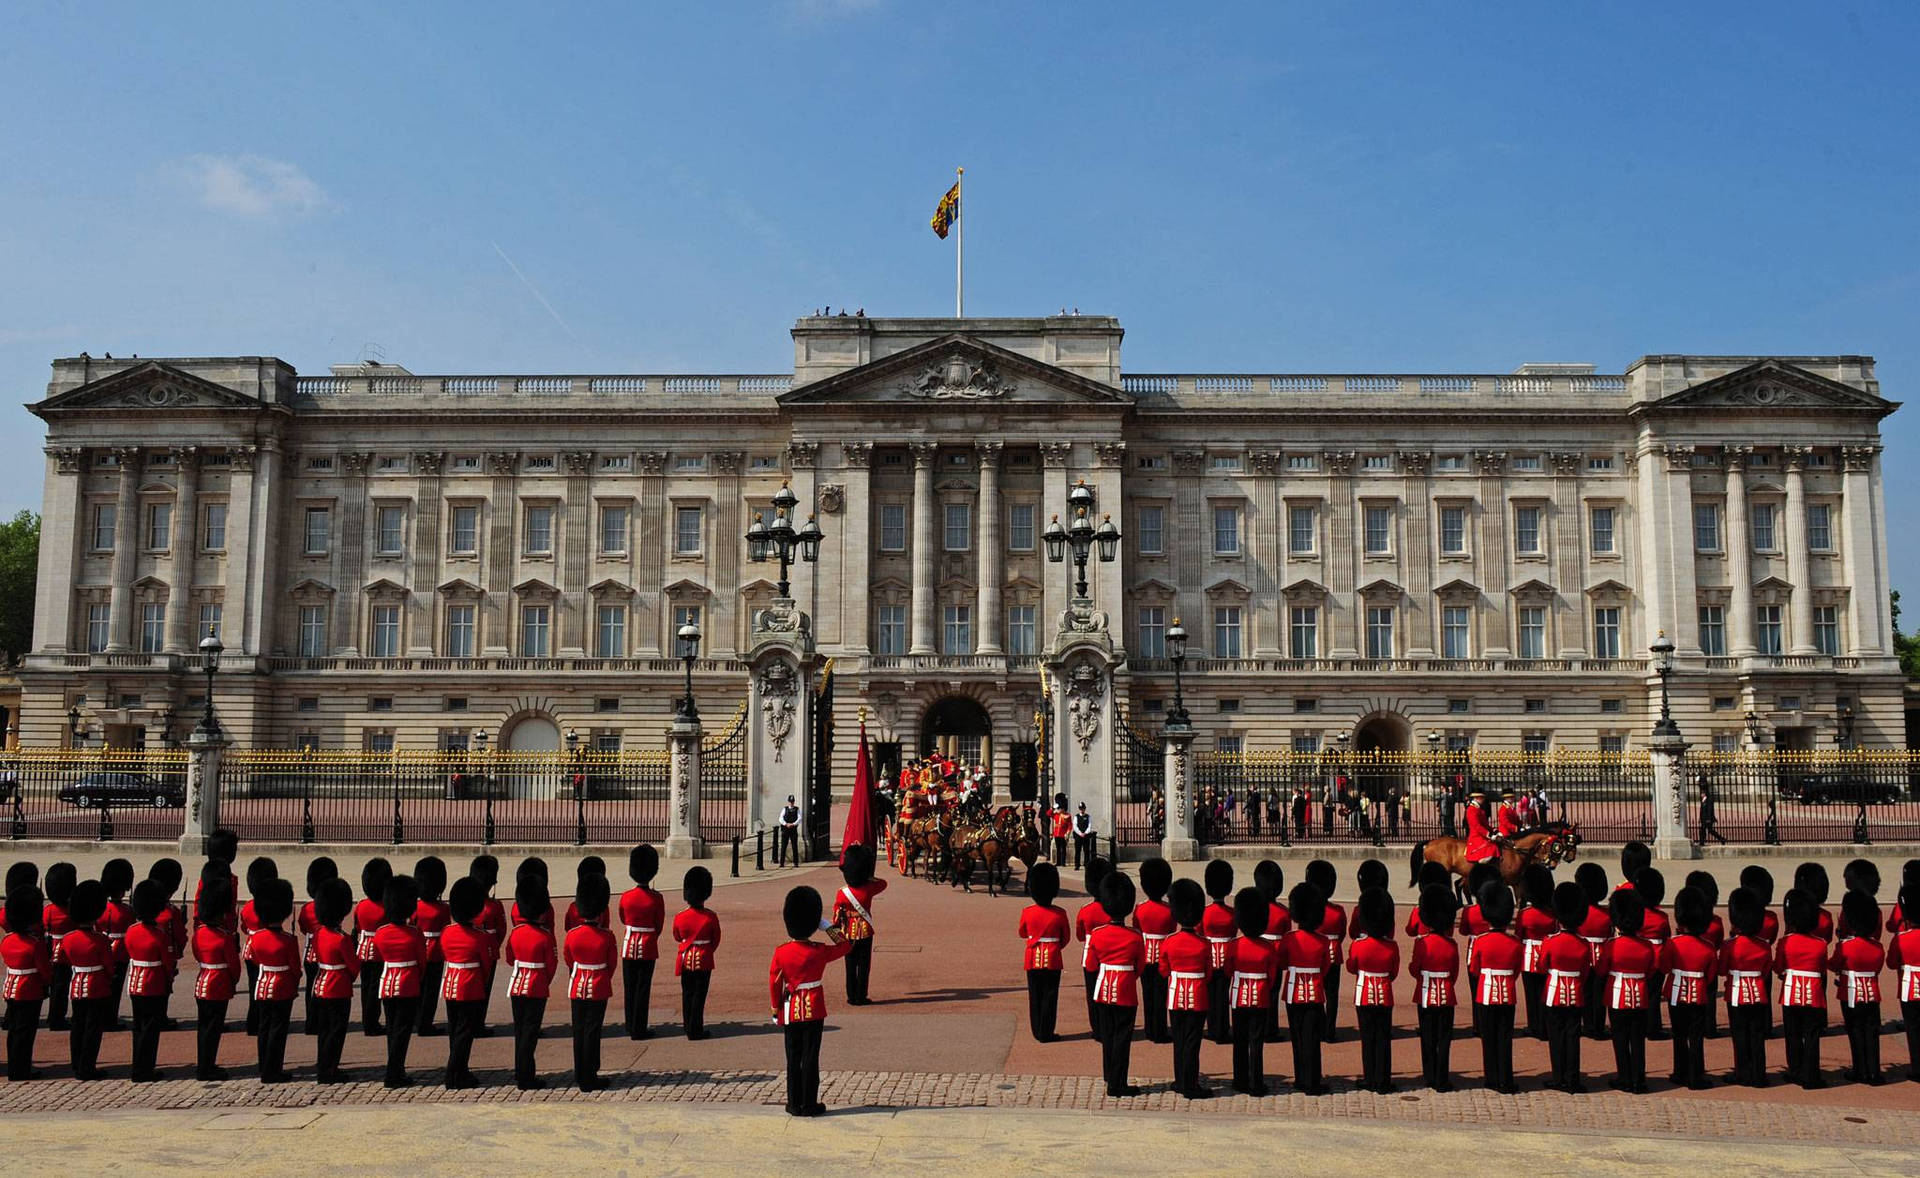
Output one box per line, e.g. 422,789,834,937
487,451,519,476
229,445,258,473
1840,444,1879,473
1167,740,1188,825
908,440,940,466
48,446,84,474
900,354,1015,400
113,446,143,468
1249,451,1283,476
817,483,844,514
842,441,872,469
975,440,1004,467
1040,442,1074,469
1171,449,1206,476
1660,444,1695,473
562,451,594,477
120,382,201,408
1397,451,1432,477
672,744,692,830
341,451,373,476
1323,451,1358,477
1473,450,1508,477
1548,451,1583,478
1065,661,1106,761
754,597,807,636
1094,442,1127,468
413,451,446,476
169,445,199,469
636,451,669,477
759,659,798,762
713,451,745,475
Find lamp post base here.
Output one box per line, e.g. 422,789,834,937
665,836,705,860
1654,836,1700,861
1161,836,1200,862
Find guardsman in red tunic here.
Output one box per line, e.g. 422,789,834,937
1683,869,1726,1039
1049,804,1072,865
353,857,393,1037
620,844,665,1040
1600,889,1656,1093
146,858,189,997
41,862,75,1033
299,857,338,1033
59,879,112,1080
1018,863,1071,1043
565,874,617,1091
1775,889,1829,1088
2,885,52,1081
307,879,355,1084
1838,860,1883,940
469,855,507,1032
1720,886,1773,1087
1086,873,1146,1098
1517,865,1558,1041
1159,879,1214,1099
1574,863,1613,1040
1227,888,1280,1095
673,866,720,1041
1795,863,1836,943
123,880,176,1082
1134,858,1175,1045
1890,862,1917,934
1305,860,1347,1041
1738,864,1781,944
563,856,609,932
97,858,135,1034
440,877,494,1090
1888,882,1920,1080
1409,887,1460,1091
1540,883,1593,1092
1467,882,1522,1093
1279,882,1331,1095
771,886,855,1117
1831,890,1886,1085
1253,861,1292,1044
1346,887,1400,1094
1199,860,1236,1045
411,856,452,1038
371,874,425,1088
833,844,888,1005
504,881,558,1090
1663,887,1718,1090
1632,868,1673,1041
1076,858,1114,1031
190,880,242,1080
238,856,280,1038
246,878,300,1084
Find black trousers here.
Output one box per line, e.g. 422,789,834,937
783,1018,824,1112
1903,1000,1920,1083
1728,1002,1770,1086
1582,975,1608,1038
1545,1005,1584,1089
445,998,484,1083
358,960,382,1034
1323,971,1342,1041
1232,1005,1270,1093
1051,835,1067,864
1247,810,1261,838
623,958,656,1036
381,996,418,1083
1170,1010,1207,1095
312,997,349,1080
245,963,261,1034
1083,969,1097,1030
304,961,319,1031
1670,1002,1709,1087
416,963,444,1034
106,962,128,1029
1073,834,1094,868
47,964,70,1028
511,996,546,1087
777,827,799,867
5,998,41,1080
1205,972,1231,1042
1609,1006,1648,1089
1026,969,1060,1041
1842,1001,1882,1081
571,997,606,1088
1478,1002,1515,1091
1647,979,1667,1038
255,998,292,1080
68,995,106,1078
1286,1002,1326,1093
129,993,167,1078
1522,973,1547,1039
682,970,710,1037
1417,1006,1454,1090
1090,1001,1135,1095
1782,1005,1824,1087
1357,1005,1393,1092
1140,966,1168,1042
845,938,873,1002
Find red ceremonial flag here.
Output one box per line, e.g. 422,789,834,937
841,722,875,865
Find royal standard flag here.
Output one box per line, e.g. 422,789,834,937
931,182,960,239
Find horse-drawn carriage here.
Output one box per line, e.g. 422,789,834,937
893,797,1044,896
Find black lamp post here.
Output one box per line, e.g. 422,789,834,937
196,629,224,738
1650,630,1678,738
566,727,586,844
473,728,494,845
1043,479,1120,600
1744,709,1764,748
68,705,85,749
160,707,178,750
1165,618,1191,730
1836,702,1855,749
676,621,702,721
746,481,823,599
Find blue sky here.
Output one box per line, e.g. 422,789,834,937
3,2,1917,591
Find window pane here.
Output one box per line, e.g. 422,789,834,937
521,605,551,656
86,603,110,653
1751,503,1775,550
600,506,628,553
1442,606,1470,659
1137,606,1165,658
1590,506,1615,553
1007,605,1035,655
1364,506,1390,554
1698,605,1725,656
1288,505,1315,554
197,603,223,641
305,507,331,554
879,504,906,551
944,503,970,551
1593,607,1620,659
942,605,972,655
446,605,475,657
1137,506,1164,555
299,605,327,657
1813,605,1838,656
525,506,554,553
1518,606,1544,659
140,603,165,652
1366,607,1394,659
1440,506,1465,553
93,504,117,550
1212,506,1239,554
1756,605,1782,656
147,503,171,550
1213,606,1242,658
451,506,479,553
1008,504,1035,551
1693,504,1720,551
674,507,702,554
376,506,405,554
370,606,400,657
1289,606,1317,659
596,604,626,657
203,503,227,550
1514,506,1540,554
875,605,905,655
1806,504,1831,550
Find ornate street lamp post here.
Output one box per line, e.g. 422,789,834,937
1650,630,1678,739
1042,479,1120,603
1165,618,1191,731
196,629,224,739
746,481,823,600
676,622,702,721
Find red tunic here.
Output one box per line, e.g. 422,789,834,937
1133,899,1174,967
1409,932,1459,1008
1718,933,1771,1007
478,898,508,945
298,901,321,964
1774,932,1828,1007
618,886,665,961
156,904,187,961
509,900,555,935
1086,922,1146,1006
43,903,72,964
311,927,356,1000
1278,928,1329,1004
1228,934,1280,1008
1459,904,1491,958
193,874,239,933
122,921,174,997
505,923,558,998
440,922,495,1002
1404,910,1433,938
833,879,889,942
1891,902,1907,936
1159,929,1211,1011
1265,901,1293,943
238,900,263,962
372,923,427,999
672,907,721,974
247,928,300,1001
769,937,854,1024
1828,935,1885,1006
1468,929,1523,1005
1495,803,1520,838
1018,903,1070,972
1464,805,1498,862
415,899,452,965
1704,915,1726,950
1575,903,1612,967
1758,909,1780,945
562,902,610,933
352,898,385,962
1539,930,1591,1007
1813,908,1835,943
1599,934,1657,1009
1660,933,1717,1005
1887,927,1920,1002
99,899,132,963
192,924,242,1001
60,929,113,999
1200,901,1237,971
1517,906,1558,974
1076,900,1111,971
1345,933,1400,1007
1319,902,1348,975
563,924,617,1000
0,932,52,1001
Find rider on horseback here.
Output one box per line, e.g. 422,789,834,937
1463,790,1502,864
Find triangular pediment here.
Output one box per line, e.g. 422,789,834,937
288,578,335,597
1131,576,1178,597
1282,578,1330,600
737,577,780,596
1508,578,1556,600
33,361,269,413
436,577,483,597
1434,577,1481,601
511,577,559,598
663,578,711,599
588,578,635,598
1754,575,1794,593
362,578,409,599
1205,577,1250,599
1585,578,1632,598
778,334,1131,407
1647,360,1894,415
130,575,170,593
1357,578,1404,600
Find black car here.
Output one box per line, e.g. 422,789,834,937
1781,773,1900,806
59,771,185,810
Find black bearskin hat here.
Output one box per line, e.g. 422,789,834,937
1419,886,1457,935
574,872,610,923
1203,858,1233,901
1478,881,1514,930
1099,872,1136,923
629,844,659,886
1139,857,1172,903
448,876,484,926
1169,878,1205,929
1027,862,1060,908
1305,859,1337,898
1359,886,1394,940
1841,889,1880,941
253,878,294,927
682,866,713,907
783,886,823,940
1609,887,1644,937
316,877,352,930
1235,887,1269,939
1253,860,1285,903
1782,888,1816,936
1739,864,1775,904
1552,881,1589,930
1673,886,1710,937
1727,887,1764,939
1289,882,1326,935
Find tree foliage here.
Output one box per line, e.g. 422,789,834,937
1894,590,1920,679
0,510,38,664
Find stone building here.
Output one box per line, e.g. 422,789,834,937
19,315,1900,790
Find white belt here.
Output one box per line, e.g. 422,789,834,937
1232,970,1266,984
129,959,161,968
1033,937,1060,943
1844,970,1878,1001
686,940,713,947
71,965,104,974
1095,962,1134,993
445,961,482,970
1671,968,1704,979
1612,971,1644,979
1420,971,1450,982
423,931,441,940
380,960,416,970
790,980,822,992
1358,970,1389,979
315,963,350,972
1581,936,1607,945
1785,968,1820,984
629,927,658,934
5,967,38,977
572,962,608,969
259,964,292,973
1902,965,1920,986
1143,933,1169,942
1169,970,1205,981
571,962,608,987
105,933,125,942
1548,968,1582,982
1205,936,1232,945
1728,969,1761,981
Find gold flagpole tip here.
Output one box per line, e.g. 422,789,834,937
956,166,963,175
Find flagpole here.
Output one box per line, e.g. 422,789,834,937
955,166,964,318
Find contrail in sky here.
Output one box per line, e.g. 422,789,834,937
491,242,578,341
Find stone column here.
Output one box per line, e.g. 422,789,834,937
1325,451,1359,657
1399,451,1435,657
1160,722,1198,861
178,726,228,857
1548,452,1585,657
1650,730,1697,860
839,443,873,654
245,440,282,658
976,441,1004,653
666,715,704,859
1041,442,1075,639
336,452,372,654
1840,445,1886,655
164,446,200,652
1250,452,1283,656
408,452,445,656
787,441,820,633
908,441,938,654
635,451,668,655
1783,445,1817,654
746,613,816,844
1090,443,1127,627
106,447,140,651
559,451,594,657
1170,449,1206,641
34,446,85,653
1046,615,1119,846
483,451,518,656
1474,451,1510,657
713,452,745,655
1724,447,1757,657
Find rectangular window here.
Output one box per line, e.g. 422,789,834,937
1363,505,1391,554
299,605,327,657
1750,503,1775,550
1587,456,1616,472
364,730,395,754
674,506,703,555
1212,505,1240,555
1589,506,1616,554
1698,605,1726,656
1517,606,1545,659
875,605,906,655
1756,604,1783,655
1137,506,1164,555
1137,606,1166,658
1600,735,1626,754
1291,735,1320,754
942,604,972,655
1008,504,1035,551
304,507,331,555
146,502,172,551
139,603,165,653
598,454,631,472
595,604,627,658
1217,735,1244,756
1525,698,1548,714
1006,605,1036,655
1365,607,1394,659
198,603,222,641
92,504,117,551
879,503,907,552
1712,732,1739,754
1806,503,1832,550
1813,605,1839,656
449,505,480,555
375,505,405,556
1287,454,1317,471
520,604,551,657
1693,503,1721,552
1294,698,1318,714
1136,454,1166,471
944,502,971,552
1212,607,1243,658
599,505,629,554
370,605,401,657
1448,699,1471,715
445,604,476,657
1439,505,1466,554
202,503,227,551
524,505,555,554
1592,607,1621,659
1441,606,1471,659
1363,454,1394,472
1513,505,1542,554
1602,698,1625,714
1435,455,1466,472
1523,733,1550,755
1210,454,1242,472
85,603,110,652
1289,606,1318,658
1511,455,1542,472
1288,505,1316,555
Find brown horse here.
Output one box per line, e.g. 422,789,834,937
898,812,950,881
1409,822,1581,899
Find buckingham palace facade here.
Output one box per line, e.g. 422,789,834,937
18,314,1901,781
